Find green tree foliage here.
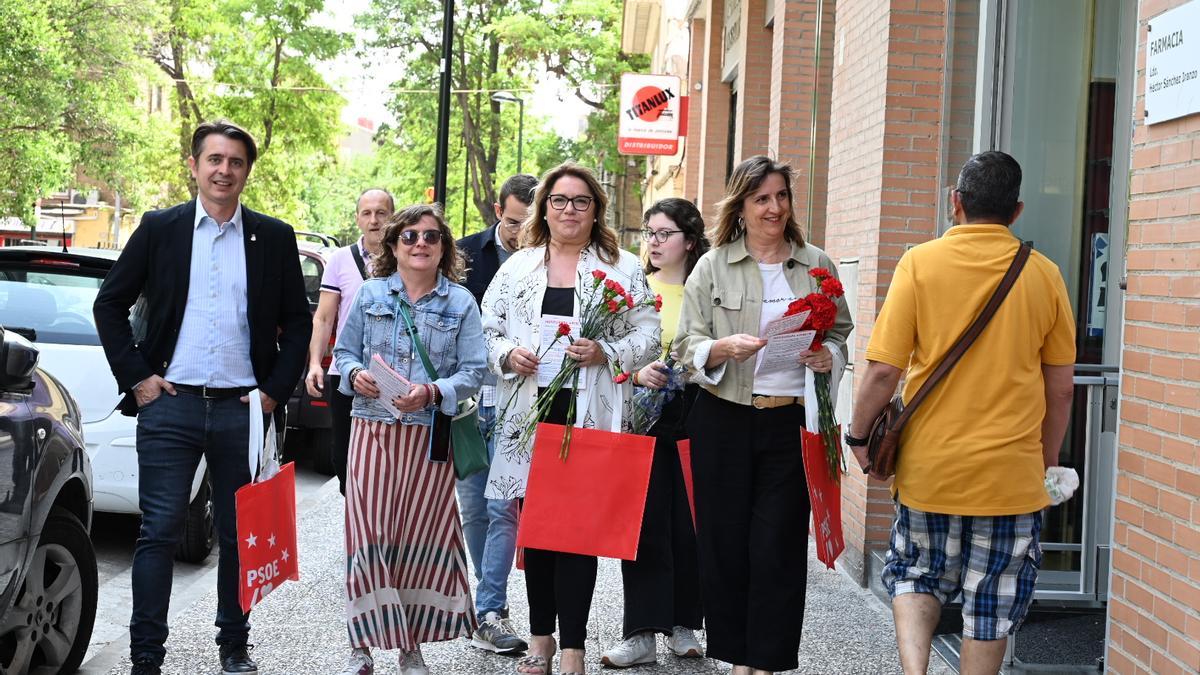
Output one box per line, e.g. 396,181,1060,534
491,0,648,175
0,0,174,222
145,0,349,224
355,0,642,234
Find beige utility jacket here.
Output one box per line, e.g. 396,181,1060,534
676,236,854,406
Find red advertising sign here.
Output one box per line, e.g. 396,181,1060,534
618,73,683,156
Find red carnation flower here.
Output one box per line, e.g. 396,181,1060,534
820,277,845,298
607,299,620,313
557,322,571,337
653,294,663,311
624,292,634,308
806,293,837,331
612,372,630,384
784,298,811,317
809,267,831,281
591,270,607,281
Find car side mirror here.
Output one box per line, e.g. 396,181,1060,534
0,327,39,393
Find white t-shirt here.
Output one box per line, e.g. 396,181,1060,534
754,262,805,396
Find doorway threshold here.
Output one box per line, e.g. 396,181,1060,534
931,605,1106,674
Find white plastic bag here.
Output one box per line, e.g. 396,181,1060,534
247,388,280,483
1044,466,1079,506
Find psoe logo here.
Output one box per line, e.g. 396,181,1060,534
625,86,677,122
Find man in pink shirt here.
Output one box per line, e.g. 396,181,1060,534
304,188,394,493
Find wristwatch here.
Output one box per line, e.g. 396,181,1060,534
844,431,869,447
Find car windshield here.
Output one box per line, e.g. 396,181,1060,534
0,266,105,346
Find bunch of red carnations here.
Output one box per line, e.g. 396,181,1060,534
782,267,845,481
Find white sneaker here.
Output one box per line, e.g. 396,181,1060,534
398,647,430,675
340,648,373,675
600,631,657,668
666,626,703,658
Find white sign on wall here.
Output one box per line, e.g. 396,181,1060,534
617,74,682,156
1145,0,1200,125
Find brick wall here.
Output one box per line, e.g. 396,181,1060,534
1106,2,1200,673
732,0,773,160
824,0,946,583
768,0,836,246
682,18,707,202
695,0,733,222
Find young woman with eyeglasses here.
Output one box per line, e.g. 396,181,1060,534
332,204,486,675
600,198,711,668
481,162,660,675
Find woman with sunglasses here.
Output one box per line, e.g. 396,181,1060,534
333,204,486,675
600,198,709,668
481,162,660,675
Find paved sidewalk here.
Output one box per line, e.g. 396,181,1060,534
85,479,952,674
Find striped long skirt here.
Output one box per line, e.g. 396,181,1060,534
345,419,476,651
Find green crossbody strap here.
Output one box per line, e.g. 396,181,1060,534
395,296,439,383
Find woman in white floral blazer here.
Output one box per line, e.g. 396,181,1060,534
481,162,659,675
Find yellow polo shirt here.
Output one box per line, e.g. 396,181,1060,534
866,224,1076,516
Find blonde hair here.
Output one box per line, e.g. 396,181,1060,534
522,162,620,265
711,155,806,248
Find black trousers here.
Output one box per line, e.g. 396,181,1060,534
686,389,811,672
620,391,704,637
524,389,598,649
329,374,354,495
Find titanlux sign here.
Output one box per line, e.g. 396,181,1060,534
618,73,683,156
1145,0,1200,125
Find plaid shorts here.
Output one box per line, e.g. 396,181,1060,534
882,503,1043,641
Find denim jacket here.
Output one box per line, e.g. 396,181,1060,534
333,272,485,426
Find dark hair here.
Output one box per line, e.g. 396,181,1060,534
191,120,258,168
498,174,538,209
374,204,466,281
955,151,1022,223
643,198,710,277
523,162,620,265
712,155,805,247
356,188,395,212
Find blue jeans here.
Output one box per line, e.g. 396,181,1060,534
455,404,519,619
130,391,254,664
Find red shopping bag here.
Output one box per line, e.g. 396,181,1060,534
676,440,696,528
516,424,655,560
235,391,299,612
236,461,300,612
801,427,845,569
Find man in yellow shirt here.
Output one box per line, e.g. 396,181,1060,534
846,151,1076,675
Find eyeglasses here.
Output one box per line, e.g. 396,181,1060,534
547,194,594,211
641,228,684,244
499,220,523,232
397,229,444,246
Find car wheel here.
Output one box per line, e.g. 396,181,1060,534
0,510,98,675
176,475,215,564
309,428,335,476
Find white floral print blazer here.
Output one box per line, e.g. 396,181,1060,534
480,245,661,500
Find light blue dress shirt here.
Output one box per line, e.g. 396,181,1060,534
164,200,257,387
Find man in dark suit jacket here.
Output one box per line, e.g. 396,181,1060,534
93,120,311,675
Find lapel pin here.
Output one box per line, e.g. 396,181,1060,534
250,234,257,242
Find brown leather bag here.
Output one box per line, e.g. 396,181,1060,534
866,242,1032,478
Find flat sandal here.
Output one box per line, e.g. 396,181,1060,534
515,654,548,675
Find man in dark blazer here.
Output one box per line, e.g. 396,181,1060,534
94,120,311,675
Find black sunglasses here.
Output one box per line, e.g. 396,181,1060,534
398,229,444,246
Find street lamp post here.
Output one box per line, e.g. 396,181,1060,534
491,91,524,174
